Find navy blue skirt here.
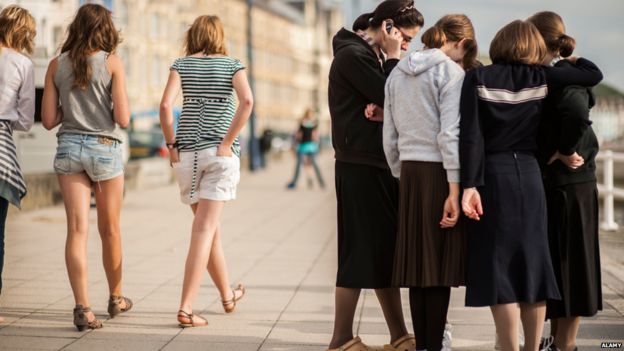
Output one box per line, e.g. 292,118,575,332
465,152,561,306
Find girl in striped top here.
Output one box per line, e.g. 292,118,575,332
0,5,36,325
160,15,253,328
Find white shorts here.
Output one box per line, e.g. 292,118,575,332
173,147,240,204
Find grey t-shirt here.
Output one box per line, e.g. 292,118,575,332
54,51,123,141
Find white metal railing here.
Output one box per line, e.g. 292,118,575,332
596,150,624,231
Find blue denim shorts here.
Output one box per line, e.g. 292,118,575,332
54,133,124,181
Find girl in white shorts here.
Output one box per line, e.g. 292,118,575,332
159,15,253,327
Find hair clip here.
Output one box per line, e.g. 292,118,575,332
399,4,415,13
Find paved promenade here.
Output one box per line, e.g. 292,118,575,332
1,153,623,350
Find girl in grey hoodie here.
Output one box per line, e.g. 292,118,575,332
383,14,477,351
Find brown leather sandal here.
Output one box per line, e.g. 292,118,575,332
108,295,133,318
73,305,103,332
327,336,373,351
382,334,416,350
177,310,208,328
222,283,246,313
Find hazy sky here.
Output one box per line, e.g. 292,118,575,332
342,0,624,91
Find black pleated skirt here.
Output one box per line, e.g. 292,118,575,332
465,152,561,307
545,181,602,318
335,161,399,289
393,161,466,288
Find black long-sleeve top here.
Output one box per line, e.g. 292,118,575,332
328,28,399,169
459,58,603,188
537,60,599,187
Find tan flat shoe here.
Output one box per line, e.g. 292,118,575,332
177,310,208,328
222,283,246,313
327,336,373,351
382,334,416,350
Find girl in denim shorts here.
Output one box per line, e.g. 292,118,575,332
159,15,253,328
41,3,133,331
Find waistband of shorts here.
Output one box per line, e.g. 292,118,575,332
58,133,121,146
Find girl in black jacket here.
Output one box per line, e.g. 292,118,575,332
327,1,423,350
460,20,602,351
530,12,602,351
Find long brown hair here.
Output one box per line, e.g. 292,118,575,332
528,11,576,58
60,4,120,90
185,15,227,56
489,20,547,65
421,14,478,69
0,5,36,55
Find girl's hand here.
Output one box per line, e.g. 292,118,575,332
217,144,233,157
462,188,483,221
378,20,402,59
440,195,460,228
548,151,584,170
365,103,384,122
169,148,179,167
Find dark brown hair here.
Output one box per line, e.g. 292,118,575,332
528,11,575,58
421,14,478,70
185,15,227,56
61,4,120,90
352,0,424,31
489,20,547,65
0,5,36,54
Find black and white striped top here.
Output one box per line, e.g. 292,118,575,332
172,56,245,156
0,121,27,208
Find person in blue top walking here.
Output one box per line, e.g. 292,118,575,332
287,108,325,189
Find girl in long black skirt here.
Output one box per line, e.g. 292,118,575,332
460,20,603,351
530,12,602,351
327,1,424,350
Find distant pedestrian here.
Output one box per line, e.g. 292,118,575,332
460,20,603,351
286,108,325,189
41,3,132,331
530,11,603,351
159,15,253,328
327,1,424,350
383,14,477,351
0,5,36,325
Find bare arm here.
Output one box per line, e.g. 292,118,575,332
107,54,130,128
217,69,253,156
41,57,62,130
159,69,181,164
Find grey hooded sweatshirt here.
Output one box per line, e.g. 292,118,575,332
383,49,464,182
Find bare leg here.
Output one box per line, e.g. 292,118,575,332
188,205,238,303
179,199,224,313
205,224,240,302
93,175,125,299
520,302,547,351
552,317,580,351
491,303,521,351
375,288,409,343
59,173,96,322
329,287,361,348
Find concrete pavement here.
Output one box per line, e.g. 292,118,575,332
1,153,623,350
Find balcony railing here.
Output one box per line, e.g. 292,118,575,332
597,150,624,231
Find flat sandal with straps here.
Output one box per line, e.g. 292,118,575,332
177,310,208,328
222,283,246,313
